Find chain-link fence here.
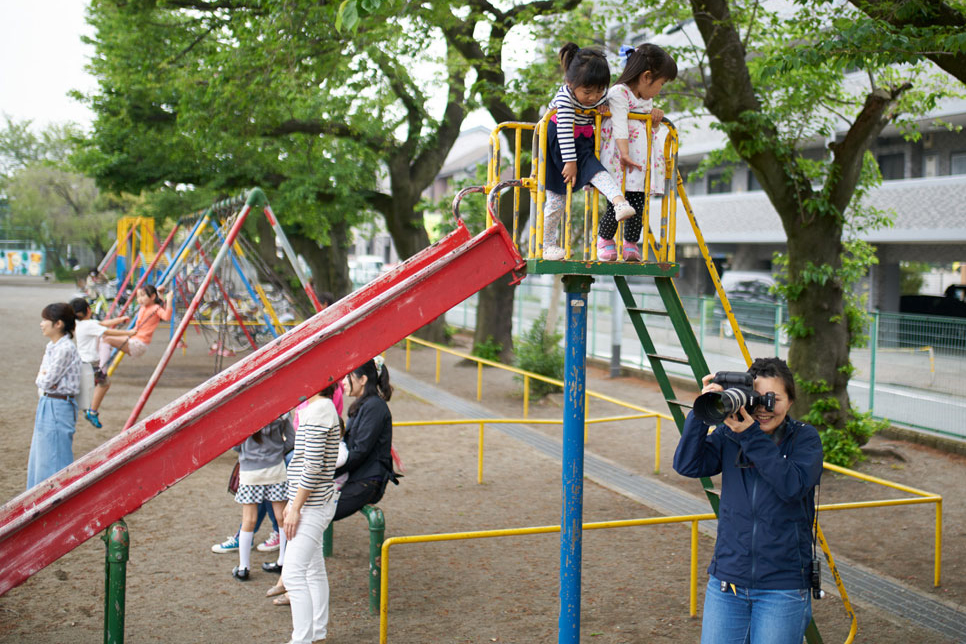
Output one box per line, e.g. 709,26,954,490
443,277,966,439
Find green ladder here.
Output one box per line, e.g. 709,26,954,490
614,274,824,643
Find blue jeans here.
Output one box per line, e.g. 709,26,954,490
701,574,811,644
27,396,77,489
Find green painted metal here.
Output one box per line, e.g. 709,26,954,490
526,258,678,278
360,505,386,615
102,520,129,644
869,311,879,412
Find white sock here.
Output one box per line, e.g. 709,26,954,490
277,527,287,566
238,530,254,570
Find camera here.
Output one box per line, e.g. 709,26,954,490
693,371,776,424
811,558,825,599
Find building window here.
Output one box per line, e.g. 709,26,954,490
922,153,939,178
747,169,763,191
877,152,904,180
707,171,732,194
952,152,966,175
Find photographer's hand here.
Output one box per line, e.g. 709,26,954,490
699,374,724,395
723,406,756,434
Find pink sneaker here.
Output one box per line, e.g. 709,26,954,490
257,530,280,553
622,241,642,262
596,237,617,261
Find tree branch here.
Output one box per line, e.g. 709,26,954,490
264,119,388,152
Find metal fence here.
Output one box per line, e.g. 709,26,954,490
442,277,966,439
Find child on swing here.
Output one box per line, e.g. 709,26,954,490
597,44,677,261
85,284,173,428
541,43,639,261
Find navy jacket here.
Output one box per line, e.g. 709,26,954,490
673,411,823,590
336,395,393,484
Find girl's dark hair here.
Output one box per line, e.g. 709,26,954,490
748,357,796,402
42,303,76,338
616,43,678,87
69,297,91,317
347,358,392,417
140,285,164,306
559,42,610,91
317,291,336,308
320,382,337,398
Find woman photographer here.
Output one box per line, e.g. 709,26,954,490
673,357,823,644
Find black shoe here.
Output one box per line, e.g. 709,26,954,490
232,566,250,581
262,562,282,574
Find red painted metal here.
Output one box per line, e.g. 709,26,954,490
106,254,142,319
124,204,255,429
0,217,524,596
116,224,180,320
97,225,136,278
192,241,258,350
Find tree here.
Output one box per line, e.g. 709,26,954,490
80,0,470,322
0,118,118,270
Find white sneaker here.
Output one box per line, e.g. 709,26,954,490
542,245,565,260
614,200,636,221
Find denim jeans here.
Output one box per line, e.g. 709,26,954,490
27,396,77,489
701,574,811,644
282,496,338,644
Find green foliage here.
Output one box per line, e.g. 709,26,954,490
812,408,888,467
514,312,564,398
472,335,503,362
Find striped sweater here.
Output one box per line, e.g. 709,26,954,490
549,84,608,163
287,397,341,507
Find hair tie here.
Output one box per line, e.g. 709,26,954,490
619,45,635,68
373,354,385,374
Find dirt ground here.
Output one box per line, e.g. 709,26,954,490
0,277,963,643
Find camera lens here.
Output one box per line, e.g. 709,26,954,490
694,388,750,424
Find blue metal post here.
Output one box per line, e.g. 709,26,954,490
559,275,593,644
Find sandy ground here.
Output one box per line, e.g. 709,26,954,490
0,277,963,643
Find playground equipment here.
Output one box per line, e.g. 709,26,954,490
478,110,853,643
0,186,525,598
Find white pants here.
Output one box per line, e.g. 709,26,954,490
78,363,95,410
282,497,338,644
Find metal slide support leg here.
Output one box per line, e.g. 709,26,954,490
103,520,129,644
559,275,593,644
361,505,386,614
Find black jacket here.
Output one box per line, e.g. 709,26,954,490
336,395,392,484
673,411,823,590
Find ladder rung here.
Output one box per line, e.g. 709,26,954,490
703,488,721,498
667,399,694,409
647,353,691,365
626,307,669,316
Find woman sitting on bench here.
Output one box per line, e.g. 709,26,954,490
335,356,398,520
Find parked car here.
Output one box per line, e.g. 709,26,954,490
712,272,787,345
348,255,387,286
897,285,966,354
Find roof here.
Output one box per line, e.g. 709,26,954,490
674,174,966,244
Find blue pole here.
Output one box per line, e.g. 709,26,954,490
210,221,281,339
559,275,592,644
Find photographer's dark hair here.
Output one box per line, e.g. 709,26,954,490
69,297,91,317
140,285,164,306
559,42,610,92
347,358,393,417
616,43,678,87
42,303,76,338
748,357,795,401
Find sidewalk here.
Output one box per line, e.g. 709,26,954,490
388,342,966,642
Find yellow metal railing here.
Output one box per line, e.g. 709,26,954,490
485,112,677,263
402,335,673,473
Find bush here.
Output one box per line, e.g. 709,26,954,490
815,408,889,467
471,335,503,362
514,312,564,398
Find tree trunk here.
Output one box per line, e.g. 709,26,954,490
288,222,351,301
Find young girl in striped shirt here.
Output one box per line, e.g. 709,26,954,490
542,42,636,260
281,382,342,644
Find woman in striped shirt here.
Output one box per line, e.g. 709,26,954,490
281,382,342,644
542,43,637,261
27,303,81,489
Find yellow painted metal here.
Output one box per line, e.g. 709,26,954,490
378,512,717,644
676,170,753,367
664,127,679,263
186,320,298,328
564,183,572,259
477,362,483,401
936,499,943,587
644,116,654,260
478,422,485,484
690,519,699,617
405,338,411,371
435,348,440,383
523,375,530,418
514,127,522,246
654,417,661,474
815,521,857,643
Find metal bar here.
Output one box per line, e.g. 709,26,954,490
690,519,698,617
0,215,524,596
477,422,485,484
869,312,879,413
559,275,592,644
106,254,142,319
193,241,258,350
115,225,180,320
102,520,129,644
360,505,385,615
210,220,281,339
261,202,323,312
